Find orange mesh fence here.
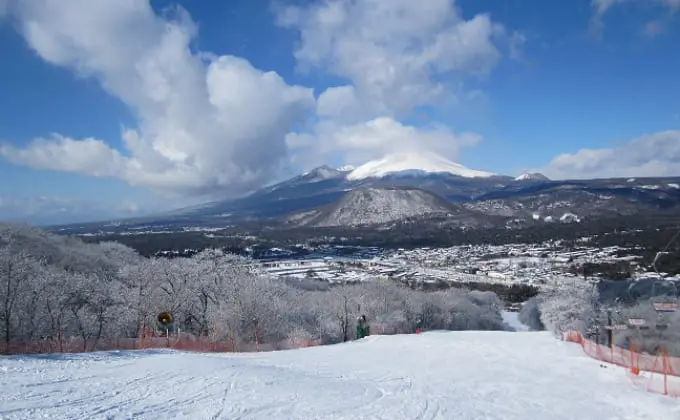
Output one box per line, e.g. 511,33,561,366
562,330,680,398
0,333,325,356
370,323,413,335
0,322,417,356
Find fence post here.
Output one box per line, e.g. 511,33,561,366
664,349,669,396
629,339,639,375
58,326,63,353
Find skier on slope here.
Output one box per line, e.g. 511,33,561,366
356,314,370,339
415,316,423,334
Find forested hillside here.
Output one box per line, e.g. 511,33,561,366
0,223,505,354
520,286,680,356
79,215,680,274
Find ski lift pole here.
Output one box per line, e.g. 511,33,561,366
651,226,680,296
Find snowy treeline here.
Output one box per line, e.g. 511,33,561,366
520,287,680,356
0,224,505,353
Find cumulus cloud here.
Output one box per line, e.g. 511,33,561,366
276,0,514,167
0,0,314,197
0,0,520,196
0,134,125,177
277,0,506,119
542,130,680,179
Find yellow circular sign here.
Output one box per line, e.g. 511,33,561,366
158,312,173,325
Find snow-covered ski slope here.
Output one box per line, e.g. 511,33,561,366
1,331,678,420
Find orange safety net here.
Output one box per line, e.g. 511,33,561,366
563,331,680,398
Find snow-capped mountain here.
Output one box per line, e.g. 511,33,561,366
347,152,496,180
63,150,680,231
299,165,345,182
514,172,550,181
289,187,469,227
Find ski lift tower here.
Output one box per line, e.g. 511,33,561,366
650,228,680,327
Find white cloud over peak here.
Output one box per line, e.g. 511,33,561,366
286,117,481,167
0,0,314,197
1,0,522,198
277,0,514,168
542,130,680,179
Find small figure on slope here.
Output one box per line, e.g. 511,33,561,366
356,314,370,339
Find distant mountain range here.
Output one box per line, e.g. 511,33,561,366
51,152,680,233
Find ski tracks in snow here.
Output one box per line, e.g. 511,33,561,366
1,333,679,419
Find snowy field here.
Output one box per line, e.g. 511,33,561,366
1,330,678,419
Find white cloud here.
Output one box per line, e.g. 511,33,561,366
508,31,527,61
542,130,680,179
287,117,481,168
0,195,150,226
0,134,125,177
277,0,514,168
590,0,680,37
0,0,314,197
277,0,508,118
1,0,522,201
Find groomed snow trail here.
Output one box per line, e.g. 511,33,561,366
1,332,678,419
502,311,531,332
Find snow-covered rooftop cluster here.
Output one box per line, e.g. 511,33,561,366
253,241,657,290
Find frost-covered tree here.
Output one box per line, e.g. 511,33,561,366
0,222,511,354
538,286,597,335
0,246,41,344
518,297,545,331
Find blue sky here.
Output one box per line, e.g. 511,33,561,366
0,0,679,225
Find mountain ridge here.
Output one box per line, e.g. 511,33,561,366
288,186,473,227
46,150,680,232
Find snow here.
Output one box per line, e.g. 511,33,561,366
300,165,343,182
347,151,495,180
514,172,549,181
2,332,677,419
337,165,355,172
309,187,454,227
502,311,531,332
559,212,581,223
